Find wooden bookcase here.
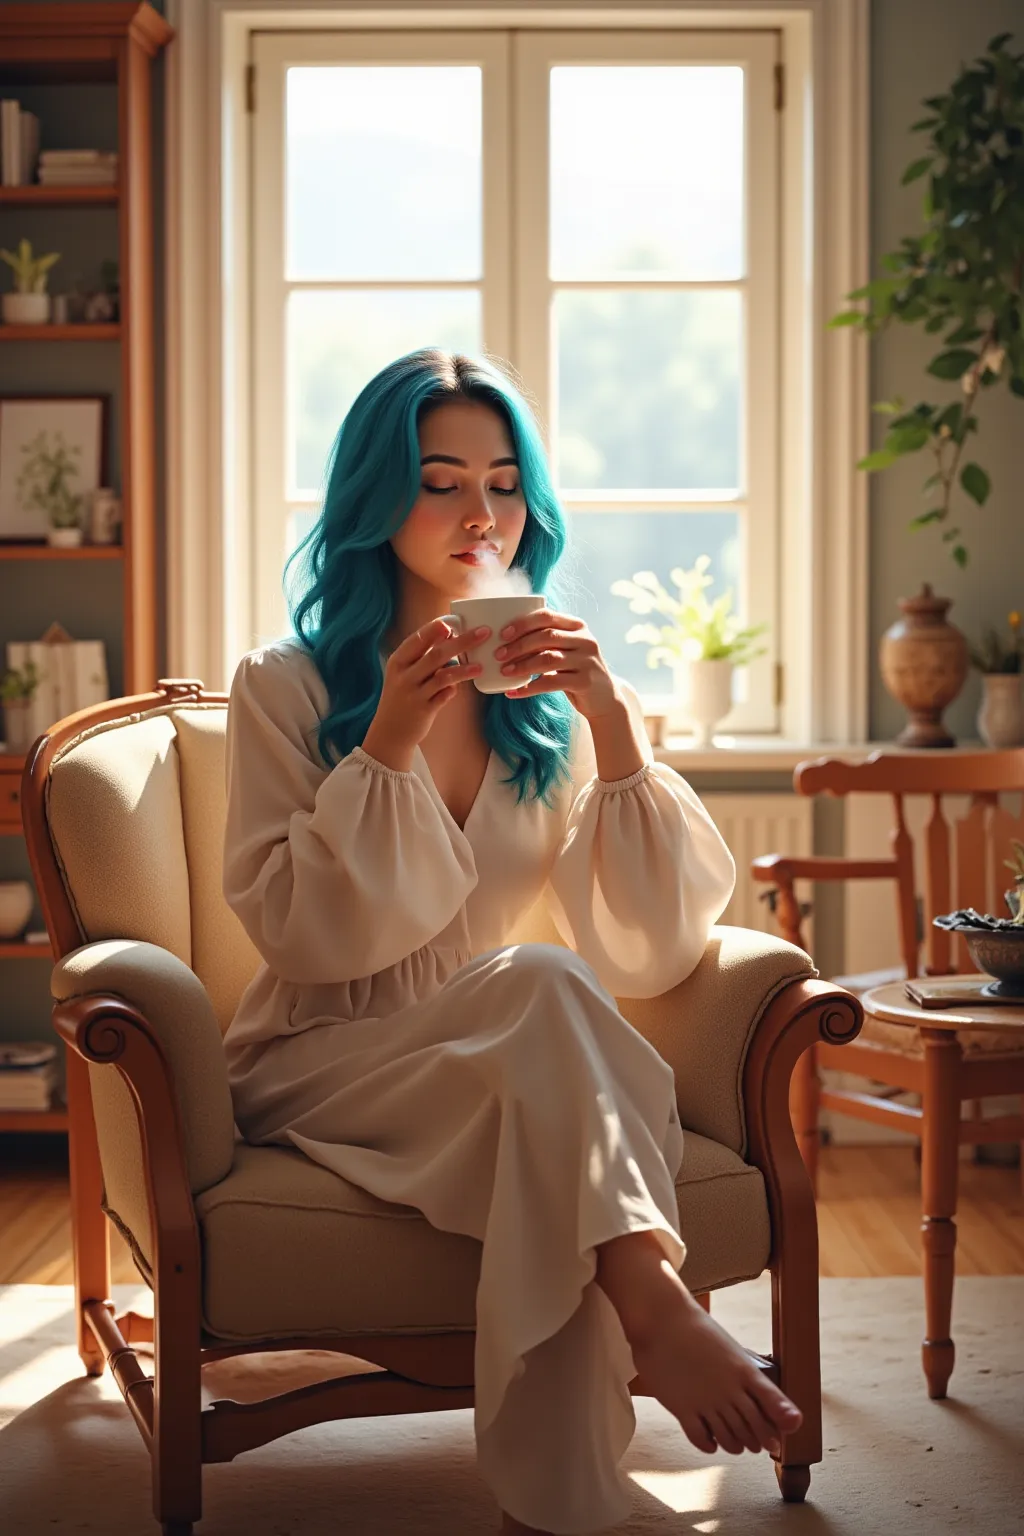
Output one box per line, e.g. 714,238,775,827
0,2,172,1134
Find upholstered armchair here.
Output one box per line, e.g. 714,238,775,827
21,680,862,1536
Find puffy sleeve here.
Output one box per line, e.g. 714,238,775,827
222,644,478,985
545,681,736,998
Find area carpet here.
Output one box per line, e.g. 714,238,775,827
0,1276,1021,1536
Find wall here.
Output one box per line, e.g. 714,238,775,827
869,0,1024,742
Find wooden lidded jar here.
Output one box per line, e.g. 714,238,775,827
879,583,968,748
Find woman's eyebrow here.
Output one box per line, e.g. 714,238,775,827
420,454,518,468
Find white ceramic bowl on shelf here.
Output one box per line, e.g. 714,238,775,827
0,881,33,939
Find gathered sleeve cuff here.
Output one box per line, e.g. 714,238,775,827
545,684,736,998
222,647,477,984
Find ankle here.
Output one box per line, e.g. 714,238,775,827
595,1230,691,1349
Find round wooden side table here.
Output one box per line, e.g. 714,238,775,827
860,978,1024,1400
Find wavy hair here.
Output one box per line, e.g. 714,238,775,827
285,349,577,805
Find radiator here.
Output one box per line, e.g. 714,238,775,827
698,792,814,943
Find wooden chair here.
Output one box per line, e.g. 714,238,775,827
21,681,861,1533
752,750,1024,1390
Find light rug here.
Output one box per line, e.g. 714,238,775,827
0,1276,1021,1536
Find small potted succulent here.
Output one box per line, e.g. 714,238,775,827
968,611,1024,748
0,659,40,754
612,556,767,746
16,429,85,546
0,238,61,325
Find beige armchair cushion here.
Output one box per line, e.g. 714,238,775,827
194,1133,770,1343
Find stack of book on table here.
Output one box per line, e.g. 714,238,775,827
37,149,118,187
0,1041,60,1112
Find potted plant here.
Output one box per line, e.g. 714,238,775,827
831,32,1024,567
0,659,40,754
968,610,1024,747
611,556,767,746
15,429,85,546
0,238,61,325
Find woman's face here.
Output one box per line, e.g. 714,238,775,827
389,399,528,599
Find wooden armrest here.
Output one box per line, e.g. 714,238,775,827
53,988,203,1314
751,854,899,882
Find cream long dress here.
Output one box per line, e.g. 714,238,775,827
222,638,736,1535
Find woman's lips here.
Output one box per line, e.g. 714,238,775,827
452,550,496,564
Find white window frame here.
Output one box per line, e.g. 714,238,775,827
165,0,869,746
248,26,779,731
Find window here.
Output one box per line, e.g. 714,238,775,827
251,28,780,728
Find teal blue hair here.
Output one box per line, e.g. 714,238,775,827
285,348,577,805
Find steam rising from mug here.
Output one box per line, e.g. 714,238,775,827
464,555,534,598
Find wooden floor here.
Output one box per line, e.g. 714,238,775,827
1,1134,1021,1284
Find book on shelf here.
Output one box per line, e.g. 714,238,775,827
38,151,118,187
0,101,41,187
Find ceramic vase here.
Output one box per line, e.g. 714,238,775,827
977,673,1024,749
878,583,968,748
679,657,734,747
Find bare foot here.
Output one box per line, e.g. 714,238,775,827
629,1287,802,1458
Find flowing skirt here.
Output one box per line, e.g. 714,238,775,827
227,942,686,1535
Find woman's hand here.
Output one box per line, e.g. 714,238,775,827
361,616,491,772
495,607,649,780
492,607,622,721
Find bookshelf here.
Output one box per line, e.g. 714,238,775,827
0,3,172,1136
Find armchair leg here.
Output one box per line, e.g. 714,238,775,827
66,1050,110,1377
775,1462,811,1503
789,1045,821,1194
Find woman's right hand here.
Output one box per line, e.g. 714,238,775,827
361,616,492,772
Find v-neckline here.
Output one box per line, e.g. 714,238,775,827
415,744,495,836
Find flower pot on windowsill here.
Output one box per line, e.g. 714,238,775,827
678,657,734,748
2,292,50,325
47,526,83,548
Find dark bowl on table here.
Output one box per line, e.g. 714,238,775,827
933,914,1024,999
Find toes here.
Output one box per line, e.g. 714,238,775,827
751,1375,803,1434
681,1415,718,1455
720,1404,760,1455
706,1411,744,1456
742,1390,782,1456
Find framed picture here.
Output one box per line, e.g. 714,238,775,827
0,395,107,542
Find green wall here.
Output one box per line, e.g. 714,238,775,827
869,0,1024,742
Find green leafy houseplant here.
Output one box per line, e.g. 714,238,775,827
831,32,1024,567
0,237,60,294
16,430,83,530
611,556,768,674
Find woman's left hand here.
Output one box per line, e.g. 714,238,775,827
493,607,623,722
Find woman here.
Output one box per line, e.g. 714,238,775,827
222,349,802,1535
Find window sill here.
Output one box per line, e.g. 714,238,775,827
651,735,988,776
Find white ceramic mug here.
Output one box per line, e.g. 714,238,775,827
440,594,545,694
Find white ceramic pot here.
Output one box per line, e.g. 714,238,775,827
679,657,734,747
47,525,83,548
977,673,1024,749
2,291,50,325
0,881,33,939
2,699,33,753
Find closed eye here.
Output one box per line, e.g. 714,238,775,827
422,484,521,496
